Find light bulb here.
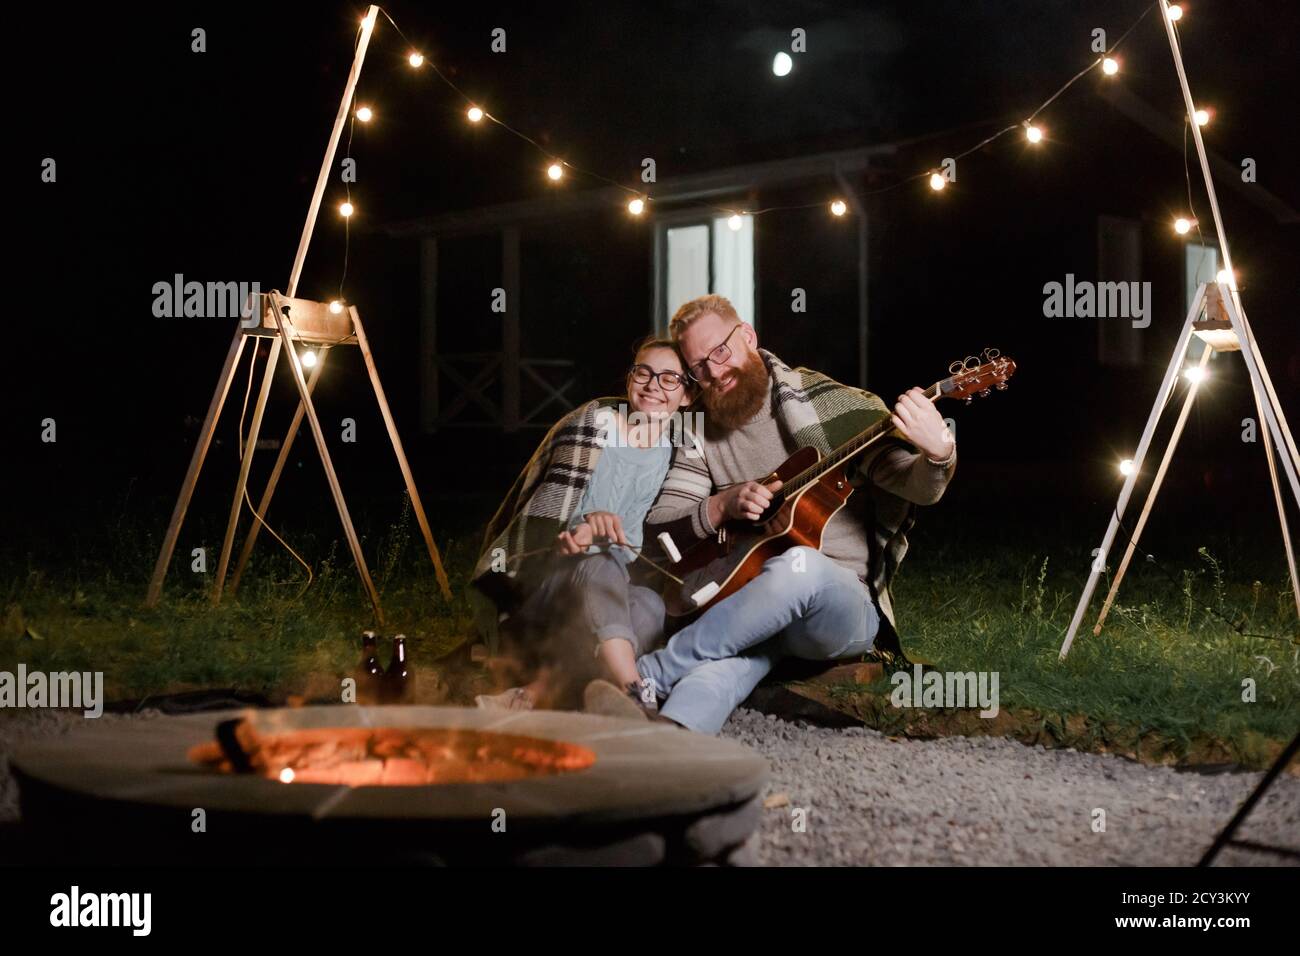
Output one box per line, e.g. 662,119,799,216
1184,365,1207,384
727,214,743,231
329,300,343,314
1167,4,1183,22
355,106,373,122
547,162,564,181
627,197,645,216
1215,268,1236,288
929,172,946,191
1193,108,1210,127
279,767,296,783
1025,124,1043,144
408,52,424,68
339,201,354,218
467,106,484,123
1102,57,1119,75
772,52,793,77
1119,459,1135,477
1174,217,1193,235
830,199,847,217
300,350,317,369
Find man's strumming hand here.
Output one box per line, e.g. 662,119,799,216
710,478,784,525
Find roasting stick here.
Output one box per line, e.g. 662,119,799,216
502,536,686,586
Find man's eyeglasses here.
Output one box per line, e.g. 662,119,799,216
686,323,743,382
629,364,685,391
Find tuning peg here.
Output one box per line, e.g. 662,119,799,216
979,388,992,399
995,381,1008,391
964,396,973,405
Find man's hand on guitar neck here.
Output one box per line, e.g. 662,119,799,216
891,387,955,463
709,478,784,526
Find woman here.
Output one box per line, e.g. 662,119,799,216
469,336,693,719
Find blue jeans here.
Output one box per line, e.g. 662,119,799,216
637,548,879,733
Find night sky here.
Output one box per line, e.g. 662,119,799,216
12,0,1300,570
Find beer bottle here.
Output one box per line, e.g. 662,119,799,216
356,630,384,703
381,634,412,703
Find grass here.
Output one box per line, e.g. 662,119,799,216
2,496,1296,767
831,531,1300,769
1,493,480,705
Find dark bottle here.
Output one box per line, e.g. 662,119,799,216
380,634,412,703
356,630,384,703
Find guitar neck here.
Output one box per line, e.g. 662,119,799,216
782,380,943,495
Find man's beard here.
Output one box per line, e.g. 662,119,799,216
700,351,771,432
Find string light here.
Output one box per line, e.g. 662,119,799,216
329,300,344,314
1215,268,1236,288
1119,459,1135,476
333,5,1189,258
1183,365,1207,384
300,350,318,369
1193,108,1211,126
279,767,296,783
1173,216,1194,234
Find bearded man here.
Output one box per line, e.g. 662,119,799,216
640,294,957,733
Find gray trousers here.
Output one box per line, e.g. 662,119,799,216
510,551,667,664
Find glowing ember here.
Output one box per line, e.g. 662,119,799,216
190,724,596,787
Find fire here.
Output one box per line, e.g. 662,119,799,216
190,723,596,786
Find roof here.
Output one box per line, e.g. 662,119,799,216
379,143,899,239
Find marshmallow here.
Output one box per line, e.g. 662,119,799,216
657,531,682,564
691,581,721,607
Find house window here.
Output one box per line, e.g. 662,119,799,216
655,214,755,332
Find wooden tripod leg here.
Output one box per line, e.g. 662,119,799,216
211,338,282,604
272,301,384,624
229,346,330,595
145,326,249,607
350,307,453,602
1254,377,1300,622
1059,290,1204,659
1093,346,1211,635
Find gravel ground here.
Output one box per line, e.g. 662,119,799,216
3,708,1296,866
719,708,1299,866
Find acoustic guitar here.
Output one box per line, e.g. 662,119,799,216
662,351,1016,618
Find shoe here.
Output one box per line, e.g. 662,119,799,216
583,679,656,721
474,687,534,711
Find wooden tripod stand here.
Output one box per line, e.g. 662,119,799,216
1059,280,1300,657
143,293,452,623
143,5,450,623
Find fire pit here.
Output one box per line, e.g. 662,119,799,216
11,706,768,866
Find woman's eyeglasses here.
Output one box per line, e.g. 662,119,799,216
629,364,685,391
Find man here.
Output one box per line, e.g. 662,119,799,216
639,294,956,733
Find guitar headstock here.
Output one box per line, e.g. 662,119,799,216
940,348,1016,403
